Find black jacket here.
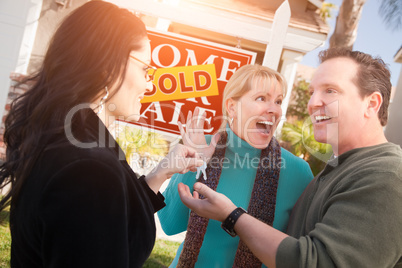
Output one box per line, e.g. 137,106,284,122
10,109,165,267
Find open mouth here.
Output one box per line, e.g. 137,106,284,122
256,120,274,135
315,115,332,123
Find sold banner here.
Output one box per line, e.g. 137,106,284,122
141,64,219,103
123,29,256,137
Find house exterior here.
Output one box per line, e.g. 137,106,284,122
385,46,402,147
0,0,329,160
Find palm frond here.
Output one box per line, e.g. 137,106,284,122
379,0,402,31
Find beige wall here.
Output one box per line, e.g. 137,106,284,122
28,0,88,73
385,65,402,147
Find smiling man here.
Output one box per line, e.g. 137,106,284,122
308,49,390,156
178,48,402,268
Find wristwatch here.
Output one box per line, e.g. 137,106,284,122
221,207,247,237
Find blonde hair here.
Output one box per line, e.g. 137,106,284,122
219,64,287,131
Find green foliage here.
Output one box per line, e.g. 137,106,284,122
286,79,310,120
0,206,10,268
281,79,333,176
319,2,337,23
143,239,180,268
281,120,307,157
281,120,332,176
115,125,169,164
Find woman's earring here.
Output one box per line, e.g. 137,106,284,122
229,117,234,126
97,87,109,115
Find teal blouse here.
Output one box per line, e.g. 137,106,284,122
158,127,313,268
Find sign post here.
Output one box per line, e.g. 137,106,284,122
262,0,291,70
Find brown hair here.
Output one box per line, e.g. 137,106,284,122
0,1,148,211
318,48,391,126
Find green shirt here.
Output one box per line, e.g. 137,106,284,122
158,127,313,267
277,142,402,268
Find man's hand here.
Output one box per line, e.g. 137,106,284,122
178,182,237,222
179,182,288,268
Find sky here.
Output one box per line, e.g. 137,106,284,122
301,0,402,86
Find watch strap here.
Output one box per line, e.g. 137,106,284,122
221,207,247,237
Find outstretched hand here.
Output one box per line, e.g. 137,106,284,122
178,107,220,163
178,182,236,222
146,144,203,193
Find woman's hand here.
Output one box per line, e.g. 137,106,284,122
146,144,203,193
178,182,236,222
178,107,220,163
161,144,204,177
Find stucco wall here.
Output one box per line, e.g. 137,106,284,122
28,0,88,73
385,66,402,147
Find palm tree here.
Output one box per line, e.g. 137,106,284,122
329,0,367,49
329,0,402,49
378,0,402,31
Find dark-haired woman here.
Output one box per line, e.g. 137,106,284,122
0,1,202,267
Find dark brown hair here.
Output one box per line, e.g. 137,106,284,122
319,48,391,126
0,1,147,211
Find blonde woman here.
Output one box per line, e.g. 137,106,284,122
158,64,313,267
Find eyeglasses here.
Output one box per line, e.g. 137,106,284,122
130,55,157,82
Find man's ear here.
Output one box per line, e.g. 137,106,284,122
225,98,237,118
365,91,383,118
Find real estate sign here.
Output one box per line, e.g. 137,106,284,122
120,29,256,138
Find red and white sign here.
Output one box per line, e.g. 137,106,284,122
122,29,256,137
